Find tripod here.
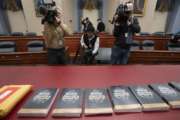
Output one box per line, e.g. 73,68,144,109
73,44,84,64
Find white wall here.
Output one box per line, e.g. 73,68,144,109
6,0,168,34
7,10,27,33
138,0,168,33
7,0,64,35
61,0,76,32
106,0,117,33
83,9,99,28
21,0,42,35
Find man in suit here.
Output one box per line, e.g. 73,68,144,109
97,19,105,33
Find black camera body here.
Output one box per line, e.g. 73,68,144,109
115,3,133,22
116,4,130,17
39,0,58,25
41,9,58,25
113,4,132,36
113,3,140,36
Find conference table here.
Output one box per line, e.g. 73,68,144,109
1,65,180,120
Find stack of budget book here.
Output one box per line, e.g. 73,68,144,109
52,88,84,117
129,85,169,111
150,84,180,109
109,86,142,113
1,82,180,118
18,88,59,117
84,89,113,115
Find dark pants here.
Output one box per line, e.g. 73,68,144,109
47,48,66,65
111,45,130,65
82,49,97,64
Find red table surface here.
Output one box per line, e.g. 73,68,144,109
0,65,180,120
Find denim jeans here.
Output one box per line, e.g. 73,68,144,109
111,45,130,65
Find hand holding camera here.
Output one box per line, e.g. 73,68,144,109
111,1,141,36
39,0,61,26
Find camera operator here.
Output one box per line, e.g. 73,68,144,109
111,1,140,65
80,25,99,64
40,5,72,65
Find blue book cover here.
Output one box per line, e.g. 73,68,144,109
52,88,83,117
18,88,59,117
150,84,180,109
109,86,142,112
130,85,169,111
84,89,113,115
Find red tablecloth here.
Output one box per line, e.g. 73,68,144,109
0,65,180,120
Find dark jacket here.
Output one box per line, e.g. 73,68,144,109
97,22,105,32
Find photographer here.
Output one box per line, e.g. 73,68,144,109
40,5,71,65
81,17,93,32
80,25,99,64
111,1,140,65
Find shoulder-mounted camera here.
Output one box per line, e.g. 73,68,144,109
39,0,58,25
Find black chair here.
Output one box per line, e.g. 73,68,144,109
168,42,180,52
152,32,165,36
0,33,9,36
130,40,141,51
175,30,180,35
139,32,151,36
142,40,155,50
11,32,24,36
0,41,16,53
27,41,44,52
95,48,111,64
25,32,37,36
168,34,180,52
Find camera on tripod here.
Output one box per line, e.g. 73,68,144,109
39,0,58,25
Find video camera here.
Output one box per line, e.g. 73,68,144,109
112,1,141,36
114,2,133,25
116,2,133,16
39,0,58,25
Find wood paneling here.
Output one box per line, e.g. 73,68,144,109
0,35,179,65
